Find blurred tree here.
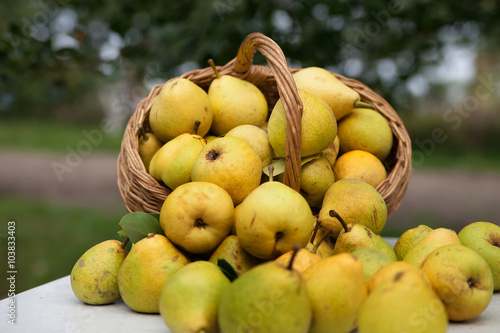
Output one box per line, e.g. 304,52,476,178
0,0,499,123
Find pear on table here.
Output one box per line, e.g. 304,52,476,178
403,227,460,267
394,224,433,261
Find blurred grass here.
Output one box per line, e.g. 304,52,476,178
0,120,123,152
0,196,126,299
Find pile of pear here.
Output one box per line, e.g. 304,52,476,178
70,64,499,332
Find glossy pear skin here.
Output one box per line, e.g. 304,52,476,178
149,132,206,190
208,75,268,136
208,235,262,276
150,78,213,142
218,261,312,333
70,240,127,305
420,244,494,321
333,223,397,261
394,224,433,261
268,89,337,158
458,221,500,291
403,228,460,267
318,179,387,237
159,261,230,333
236,181,315,259
118,234,190,313
358,269,448,333
293,67,360,121
303,253,367,333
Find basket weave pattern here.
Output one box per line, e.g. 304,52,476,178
117,33,412,217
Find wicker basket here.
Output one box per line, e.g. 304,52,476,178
117,32,412,217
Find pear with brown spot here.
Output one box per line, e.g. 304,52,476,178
208,235,262,276
70,239,128,305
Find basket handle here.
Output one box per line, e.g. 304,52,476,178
233,32,302,191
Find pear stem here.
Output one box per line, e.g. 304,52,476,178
309,220,322,245
208,59,220,79
120,237,129,249
268,165,274,182
329,209,349,233
192,120,201,135
311,228,334,254
354,100,376,110
287,243,302,271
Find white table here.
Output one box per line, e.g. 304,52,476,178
1,275,499,332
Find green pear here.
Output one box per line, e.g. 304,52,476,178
268,89,337,158
337,108,393,161
303,252,367,333
318,179,387,237
208,235,262,276
358,269,448,333
191,136,262,205
208,60,268,135
458,221,500,291
421,244,494,321
293,66,372,120
149,121,206,190
118,233,190,313
70,239,127,305
299,156,335,208
352,248,394,281
160,182,234,255
159,261,230,333
225,124,274,167
150,78,213,142
138,131,163,171
403,228,460,267
322,135,340,166
394,224,433,260
331,210,397,261
218,252,312,333
235,176,314,259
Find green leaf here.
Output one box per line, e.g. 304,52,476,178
262,154,322,177
217,258,238,282
118,212,165,244
148,213,160,221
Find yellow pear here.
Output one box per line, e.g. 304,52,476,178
394,224,433,260
207,60,268,135
208,235,261,276
293,66,372,120
148,121,206,190
318,179,387,237
159,261,230,333
358,269,448,333
367,261,431,294
160,182,234,255
334,150,387,188
149,78,213,142
337,108,393,161
70,239,127,305
268,89,337,158
191,136,262,205
138,131,163,171
235,176,314,260
351,248,394,282
275,248,321,273
117,234,190,313
303,253,367,333
225,124,274,167
403,228,460,267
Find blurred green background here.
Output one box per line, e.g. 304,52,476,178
1,0,499,297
